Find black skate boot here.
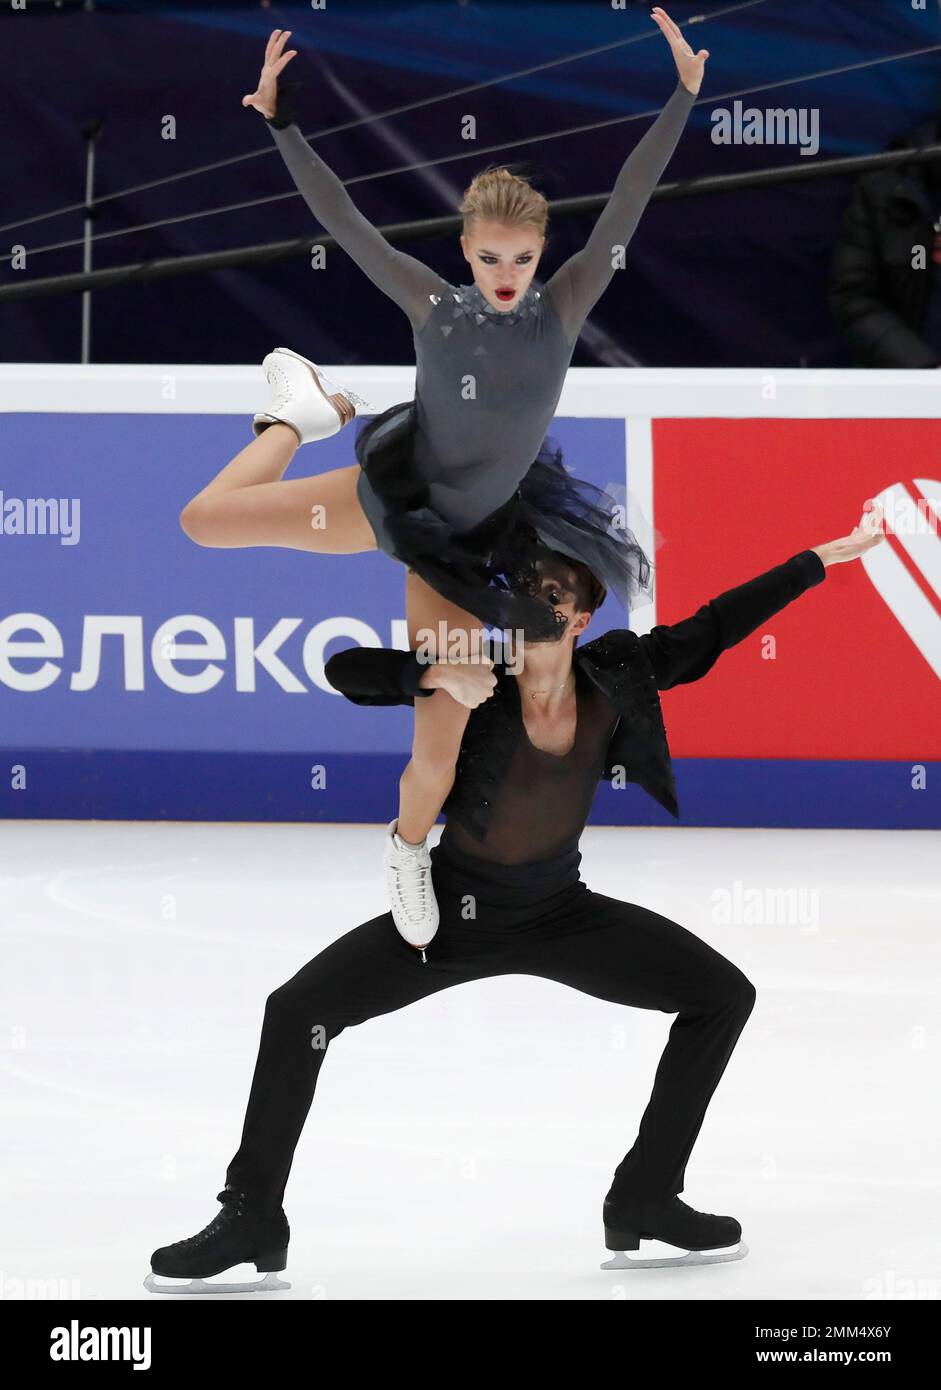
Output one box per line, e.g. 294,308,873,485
145,1186,291,1294
601,1192,748,1270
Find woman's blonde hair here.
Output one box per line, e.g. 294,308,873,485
460,165,548,237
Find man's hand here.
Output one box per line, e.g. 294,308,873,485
242,28,297,119
811,501,886,567
651,7,708,96
418,656,498,708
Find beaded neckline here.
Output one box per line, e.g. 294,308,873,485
451,280,543,325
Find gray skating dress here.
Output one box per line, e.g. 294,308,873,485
266,79,696,637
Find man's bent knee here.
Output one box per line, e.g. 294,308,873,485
725,972,757,1016
265,980,347,1045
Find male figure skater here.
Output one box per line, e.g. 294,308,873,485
146,505,883,1290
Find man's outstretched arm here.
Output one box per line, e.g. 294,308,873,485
637,506,885,690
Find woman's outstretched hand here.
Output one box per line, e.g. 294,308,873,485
242,28,297,119
812,502,886,567
651,7,708,96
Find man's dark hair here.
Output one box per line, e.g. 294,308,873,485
547,550,606,611
510,541,607,615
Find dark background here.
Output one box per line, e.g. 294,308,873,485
3,0,939,367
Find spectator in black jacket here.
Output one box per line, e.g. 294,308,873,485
829,113,941,368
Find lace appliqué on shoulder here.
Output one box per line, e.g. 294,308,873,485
580,631,676,810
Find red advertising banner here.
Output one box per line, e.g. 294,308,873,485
652,419,941,760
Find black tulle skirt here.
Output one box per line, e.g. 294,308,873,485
355,401,652,641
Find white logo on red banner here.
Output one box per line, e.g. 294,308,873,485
861,480,941,681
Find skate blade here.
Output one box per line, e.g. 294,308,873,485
144,1270,290,1295
316,375,372,413
273,348,373,413
601,1239,748,1271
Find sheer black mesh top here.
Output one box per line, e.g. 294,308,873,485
439,664,620,866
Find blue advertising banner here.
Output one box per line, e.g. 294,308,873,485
2,399,937,828
1,411,644,821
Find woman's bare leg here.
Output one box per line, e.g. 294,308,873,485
182,427,472,836
396,570,484,844
179,424,376,554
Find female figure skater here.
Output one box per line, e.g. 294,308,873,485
180,10,708,945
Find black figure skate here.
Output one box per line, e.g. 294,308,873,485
601,1193,748,1270
145,1187,291,1294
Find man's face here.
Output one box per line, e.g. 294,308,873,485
525,562,592,643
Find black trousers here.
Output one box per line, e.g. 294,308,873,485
225,838,756,1225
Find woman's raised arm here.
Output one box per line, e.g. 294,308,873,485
244,30,445,331
545,8,706,342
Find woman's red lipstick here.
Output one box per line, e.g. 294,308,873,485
495,287,516,301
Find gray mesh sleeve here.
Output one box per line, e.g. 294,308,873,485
268,123,446,331
545,80,696,342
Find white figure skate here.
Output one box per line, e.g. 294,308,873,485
253,347,371,444
384,818,440,961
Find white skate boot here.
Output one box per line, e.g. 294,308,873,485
384,819,440,961
253,347,371,445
